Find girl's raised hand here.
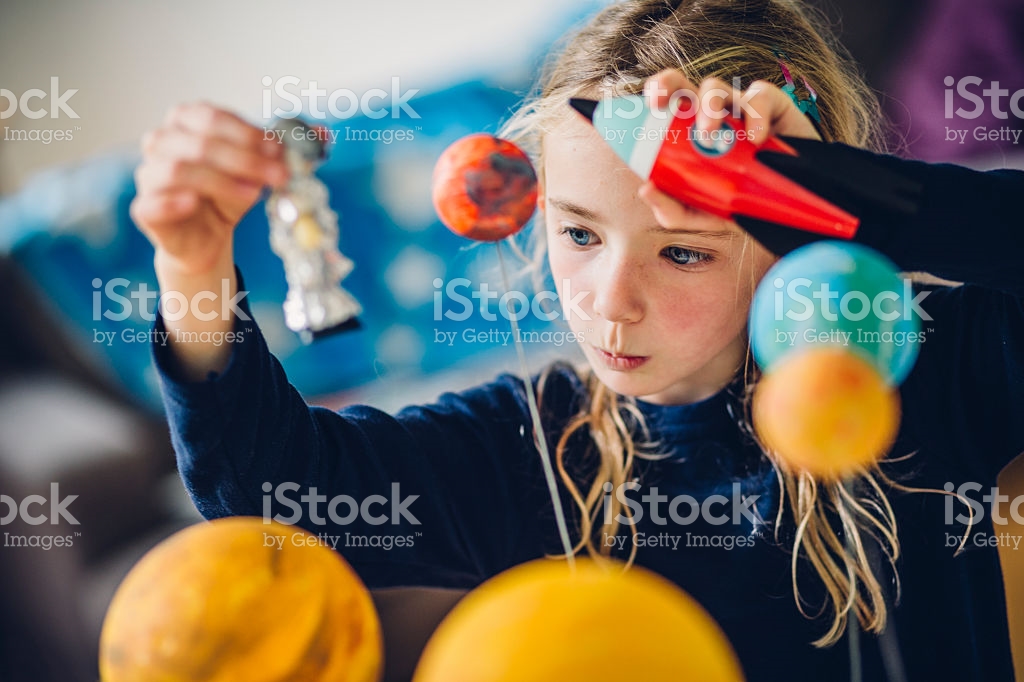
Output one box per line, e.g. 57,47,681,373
635,71,929,260
641,69,821,146
132,102,289,277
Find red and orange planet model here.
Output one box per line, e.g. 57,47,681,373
431,133,538,241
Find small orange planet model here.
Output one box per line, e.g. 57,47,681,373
432,133,538,241
99,517,383,682
752,347,900,480
413,558,745,682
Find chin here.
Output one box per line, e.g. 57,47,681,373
588,363,665,398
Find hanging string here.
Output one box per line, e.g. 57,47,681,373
867,520,909,682
844,478,863,682
843,478,909,682
496,240,576,570
847,571,862,682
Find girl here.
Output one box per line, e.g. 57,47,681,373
132,0,1024,679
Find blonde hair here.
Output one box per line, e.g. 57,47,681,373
498,0,964,648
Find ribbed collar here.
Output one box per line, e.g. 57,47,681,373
631,376,745,444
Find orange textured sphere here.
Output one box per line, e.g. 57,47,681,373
99,517,382,682
413,558,745,682
753,347,900,480
432,133,538,241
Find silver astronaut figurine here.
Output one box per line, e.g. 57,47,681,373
266,118,362,343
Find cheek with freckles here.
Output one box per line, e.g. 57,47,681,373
644,267,754,357
548,246,612,334
652,283,735,334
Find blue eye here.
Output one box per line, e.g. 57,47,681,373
663,246,712,266
560,225,594,246
558,224,714,268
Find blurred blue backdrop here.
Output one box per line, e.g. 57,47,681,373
0,4,606,411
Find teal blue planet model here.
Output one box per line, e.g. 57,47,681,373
748,241,922,386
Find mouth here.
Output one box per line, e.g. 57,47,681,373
592,345,650,370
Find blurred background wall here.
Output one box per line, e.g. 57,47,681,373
0,0,588,194
7,0,1024,194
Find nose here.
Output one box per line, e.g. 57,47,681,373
591,253,644,324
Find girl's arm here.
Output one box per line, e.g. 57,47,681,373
896,280,1024,487
859,157,1024,296
740,138,1024,296
152,267,554,588
871,155,1024,487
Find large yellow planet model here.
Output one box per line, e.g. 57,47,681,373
99,517,382,682
413,557,745,682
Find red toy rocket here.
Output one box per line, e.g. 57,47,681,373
570,96,859,239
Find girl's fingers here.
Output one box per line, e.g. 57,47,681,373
638,180,739,235
129,189,198,230
165,101,281,158
694,76,819,143
694,77,738,134
642,72,821,145
644,71,744,132
142,126,287,188
638,181,694,227
741,80,820,144
135,158,264,216
644,69,698,112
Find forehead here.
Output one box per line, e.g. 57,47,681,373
541,114,649,217
539,113,739,238
542,113,639,182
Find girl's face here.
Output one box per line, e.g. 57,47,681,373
541,114,777,405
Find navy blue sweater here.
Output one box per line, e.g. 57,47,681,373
152,157,1024,681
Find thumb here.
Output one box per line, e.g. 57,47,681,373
638,181,698,228
130,190,198,233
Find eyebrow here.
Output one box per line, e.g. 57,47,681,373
546,197,734,240
547,197,602,222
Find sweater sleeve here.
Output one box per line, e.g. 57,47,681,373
853,159,1024,297
854,158,1024,485
151,269,544,589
